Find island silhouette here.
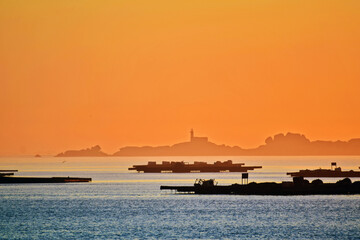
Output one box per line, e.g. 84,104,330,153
56,145,108,157
55,130,360,157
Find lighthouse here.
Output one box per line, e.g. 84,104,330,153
189,129,208,143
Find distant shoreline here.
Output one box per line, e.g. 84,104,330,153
54,132,360,157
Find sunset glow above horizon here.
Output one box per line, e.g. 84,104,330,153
1,0,360,156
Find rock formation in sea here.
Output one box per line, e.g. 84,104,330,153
56,145,108,157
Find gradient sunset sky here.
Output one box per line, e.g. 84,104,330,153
1,1,360,156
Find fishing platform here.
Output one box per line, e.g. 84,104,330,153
0,170,92,184
160,177,360,195
287,162,360,178
129,160,262,173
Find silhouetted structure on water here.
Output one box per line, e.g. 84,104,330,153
0,170,91,183
287,162,360,177
160,177,360,195
0,170,17,177
128,160,262,173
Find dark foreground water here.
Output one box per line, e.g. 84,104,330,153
1,156,359,239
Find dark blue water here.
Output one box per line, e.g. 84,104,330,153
1,157,360,239
1,181,360,239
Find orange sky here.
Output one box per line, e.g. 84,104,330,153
1,1,360,156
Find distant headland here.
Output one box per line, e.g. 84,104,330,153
56,130,360,157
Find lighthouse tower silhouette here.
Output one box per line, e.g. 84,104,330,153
190,129,208,143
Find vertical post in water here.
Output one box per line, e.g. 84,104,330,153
331,162,337,170
242,173,248,185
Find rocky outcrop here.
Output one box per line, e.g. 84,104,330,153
56,145,108,157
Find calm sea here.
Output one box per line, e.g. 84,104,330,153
1,156,359,239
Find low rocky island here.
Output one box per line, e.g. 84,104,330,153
56,145,108,157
